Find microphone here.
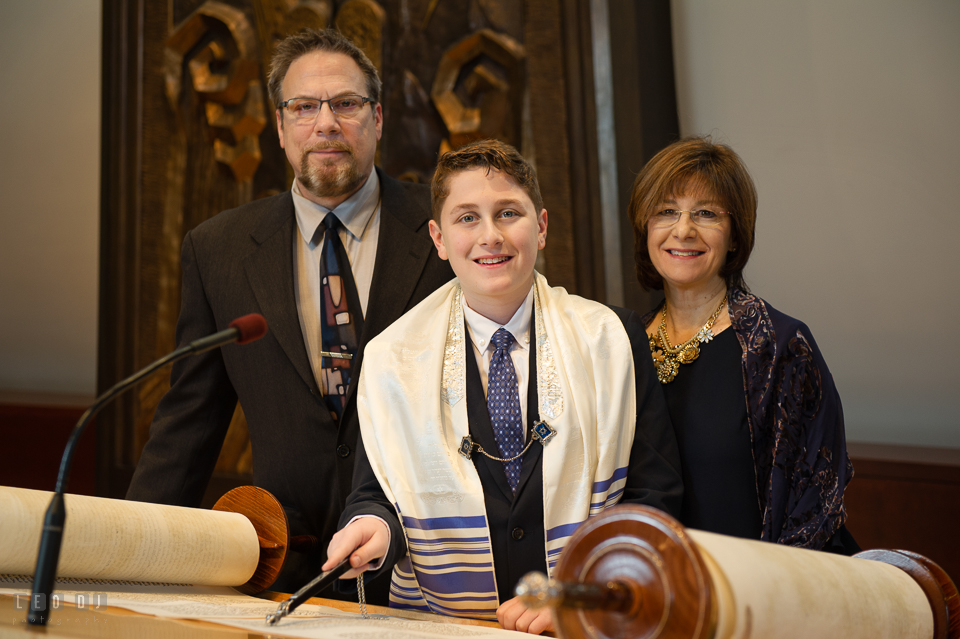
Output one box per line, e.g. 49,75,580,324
186,313,268,352
27,313,267,625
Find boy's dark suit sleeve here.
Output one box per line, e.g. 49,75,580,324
339,435,408,580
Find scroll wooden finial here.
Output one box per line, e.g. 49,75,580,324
546,506,715,639
212,485,289,594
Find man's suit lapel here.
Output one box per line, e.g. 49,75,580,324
345,170,437,408
243,192,320,395
362,170,436,341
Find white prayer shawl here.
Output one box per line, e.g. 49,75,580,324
356,272,636,620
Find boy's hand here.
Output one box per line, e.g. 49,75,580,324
323,517,390,579
497,596,555,635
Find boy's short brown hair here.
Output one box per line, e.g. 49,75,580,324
431,140,544,222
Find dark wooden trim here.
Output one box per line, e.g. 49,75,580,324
562,0,605,301
845,442,960,587
523,0,610,299
524,0,578,294
849,441,960,467
850,442,960,484
0,391,94,406
98,0,145,497
853,458,960,485
608,0,679,315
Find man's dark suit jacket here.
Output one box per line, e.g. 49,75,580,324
127,169,454,596
341,306,683,604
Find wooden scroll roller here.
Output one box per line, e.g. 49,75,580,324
0,485,315,593
515,505,959,639
212,485,319,594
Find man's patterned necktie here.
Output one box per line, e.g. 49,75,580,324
319,213,363,421
487,328,524,492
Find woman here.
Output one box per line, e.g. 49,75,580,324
629,136,857,552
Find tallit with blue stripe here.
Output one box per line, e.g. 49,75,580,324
356,272,636,620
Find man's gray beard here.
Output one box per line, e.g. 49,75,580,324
298,151,366,200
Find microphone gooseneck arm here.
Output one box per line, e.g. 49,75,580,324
28,315,266,625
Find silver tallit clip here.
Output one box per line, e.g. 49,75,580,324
531,420,557,446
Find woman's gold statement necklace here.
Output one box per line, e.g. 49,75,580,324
649,296,727,384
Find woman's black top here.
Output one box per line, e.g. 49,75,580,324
660,327,763,539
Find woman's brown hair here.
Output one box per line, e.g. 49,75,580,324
629,136,757,292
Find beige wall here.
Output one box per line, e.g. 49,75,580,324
671,0,960,446
0,1,100,399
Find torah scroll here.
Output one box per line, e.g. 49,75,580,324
0,486,259,586
520,505,957,639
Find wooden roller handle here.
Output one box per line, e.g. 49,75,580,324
212,486,290,594
516,571,637,614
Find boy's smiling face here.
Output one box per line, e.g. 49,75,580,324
429,168,547,325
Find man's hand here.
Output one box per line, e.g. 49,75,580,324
497,596,555,635
323,517,390,579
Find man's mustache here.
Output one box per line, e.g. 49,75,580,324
303,141,353,155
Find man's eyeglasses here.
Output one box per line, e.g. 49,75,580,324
278,95,375,123
649,209,730,228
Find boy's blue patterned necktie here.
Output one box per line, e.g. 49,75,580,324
487,328,524,492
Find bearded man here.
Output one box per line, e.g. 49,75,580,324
126,29,453,603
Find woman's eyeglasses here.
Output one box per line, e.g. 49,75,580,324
649,209,729,228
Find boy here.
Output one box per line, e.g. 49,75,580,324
324,140,681,634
